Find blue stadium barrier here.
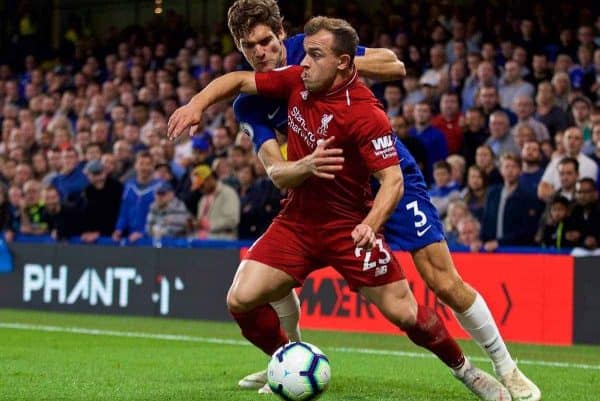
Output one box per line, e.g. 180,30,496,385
8,234,571,254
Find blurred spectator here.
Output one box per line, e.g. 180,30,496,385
112,152,161,243
519,140,545,196
146,182,191,239
461,165,488,222
512,123,536,151
211,126,233,159
51,147,88,202
19,180,47,236
460,107,488,166
409,102,449,182
566,178,600,249
446,154,466,188
538,195,575,249
432,92,463,154
429,160,461,217
384,83,403,118
477,85,517,125
499,61,534,109
41,186,82,240
569,96,593,141
443,199,469,244
419,44,449,88
554,157,580,200
80,160,123,243
0,187,16,242
588,124,600,164
481,153,542,251
391,115,426,172
452,214,482,252
475,144,503,186
551,72,572,111
538,127,598,202
485,111,519,157
528,53,552,87
534,81,569,136
510,95,550,142
192,164,240,240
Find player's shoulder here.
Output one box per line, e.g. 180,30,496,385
284,34,306,65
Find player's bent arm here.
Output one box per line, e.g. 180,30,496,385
189,71,257,111
355,48,406,81
362,165,404,233
167,72,257,140
260,137,344,190
259,139,310,189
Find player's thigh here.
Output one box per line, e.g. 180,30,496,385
227,259,297,312
359,280,417,328
229,219,316,312
322,227,405,292
385,185,444,251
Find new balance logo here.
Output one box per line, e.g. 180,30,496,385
371,135,393,151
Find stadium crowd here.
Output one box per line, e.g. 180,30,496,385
1,2,600,252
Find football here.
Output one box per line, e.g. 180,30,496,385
267,342,331,401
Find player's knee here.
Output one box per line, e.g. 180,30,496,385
431,275,463,305
383,296,417,330
226,288,256,314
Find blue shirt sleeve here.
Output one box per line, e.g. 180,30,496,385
356,46,366,56
233,95,278,152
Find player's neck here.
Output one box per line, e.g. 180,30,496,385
324,68,356,96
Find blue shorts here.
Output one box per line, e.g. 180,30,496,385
383,179,445,251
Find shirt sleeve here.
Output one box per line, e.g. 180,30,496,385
356,46,366,57
255,65,303,99
233,95,278,151
355,108,399,172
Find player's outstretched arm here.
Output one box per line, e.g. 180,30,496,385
167,71,257,140
355,48,406,81
260,136,344,189
353,165,404,248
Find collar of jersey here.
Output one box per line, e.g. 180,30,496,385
317,68,358,98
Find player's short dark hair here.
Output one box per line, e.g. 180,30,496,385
433,160,452,173
558,156,579,172
227,0,283,46
304,16,359,64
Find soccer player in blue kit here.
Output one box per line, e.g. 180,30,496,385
172,1,540,400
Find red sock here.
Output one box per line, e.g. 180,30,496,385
231,304,289,356
405,304,465,369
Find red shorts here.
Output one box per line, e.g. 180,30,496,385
244,219,405,291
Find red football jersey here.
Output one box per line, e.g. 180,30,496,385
255,65,399,226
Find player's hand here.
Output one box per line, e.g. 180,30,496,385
167,104,203,141
305,136,344,179
352,223,376,249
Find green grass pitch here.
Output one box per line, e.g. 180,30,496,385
1,309,599,400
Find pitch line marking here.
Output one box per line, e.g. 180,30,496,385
1,322,599,371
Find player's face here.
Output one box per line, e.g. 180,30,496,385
238,24,285,72
301,30,344,92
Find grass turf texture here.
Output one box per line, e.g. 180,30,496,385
0,309,598,400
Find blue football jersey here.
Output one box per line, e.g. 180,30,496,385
233,33,366,151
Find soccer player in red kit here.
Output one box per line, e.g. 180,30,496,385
168,16,510,400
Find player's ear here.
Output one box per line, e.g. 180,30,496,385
337,54,351,71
